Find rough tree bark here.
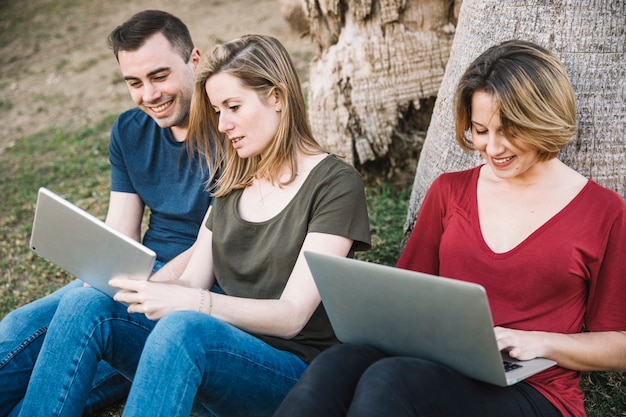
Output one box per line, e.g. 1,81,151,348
404,0,625,237
300,0,462,186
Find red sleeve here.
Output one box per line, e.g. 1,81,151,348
396,176,446,275
585,201,626,331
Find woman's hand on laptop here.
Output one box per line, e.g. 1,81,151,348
494,326,549,361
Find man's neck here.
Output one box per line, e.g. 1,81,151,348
170,125,188,142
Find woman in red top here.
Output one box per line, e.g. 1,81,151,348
272,40,626,417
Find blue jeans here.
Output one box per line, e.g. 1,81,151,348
17,285,307,417
122,311,308,417
0,281,130,417
0,260,164,417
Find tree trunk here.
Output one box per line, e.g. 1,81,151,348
279,0,311,35
302,0,462,187
405,0,626,237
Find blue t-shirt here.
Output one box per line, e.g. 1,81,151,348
109,108,212,263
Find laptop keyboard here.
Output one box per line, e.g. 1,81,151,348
503,360,522,372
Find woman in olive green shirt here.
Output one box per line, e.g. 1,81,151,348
110,34,372,417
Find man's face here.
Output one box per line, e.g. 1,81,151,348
118,32,199,140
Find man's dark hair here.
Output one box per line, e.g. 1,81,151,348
107,10,194,62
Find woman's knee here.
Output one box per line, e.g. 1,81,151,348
139,312,229,374
360,357,452,392
152,311,207,337
291,344,388,394
346,358,451,416
315,343,387,369
145,311,221,355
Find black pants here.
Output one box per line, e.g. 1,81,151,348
273,344,562,417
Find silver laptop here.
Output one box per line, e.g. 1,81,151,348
304,251,556,387
30,187,156,300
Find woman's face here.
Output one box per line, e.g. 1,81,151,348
470,91,541,181
206,72,282,159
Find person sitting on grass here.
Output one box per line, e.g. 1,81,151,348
272,39,626,417
0,10,214,417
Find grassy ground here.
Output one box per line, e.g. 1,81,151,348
1,116,114,314
0,117,624,415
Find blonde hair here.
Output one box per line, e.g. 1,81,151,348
188,34,324,196
454,40,577,161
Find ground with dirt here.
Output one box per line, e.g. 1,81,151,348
0,0,316,155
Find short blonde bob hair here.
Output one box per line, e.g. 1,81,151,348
187,34,325,197
454,40,577,161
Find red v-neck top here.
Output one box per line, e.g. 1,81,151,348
397,166,626,417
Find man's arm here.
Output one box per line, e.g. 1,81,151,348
149,248,193,282
149,206,212,283
105,191,145,242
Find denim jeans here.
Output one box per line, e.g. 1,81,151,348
16,286,156,417
0,280,130,417
0,260,164,417
122,311,308,417
17,284,307,417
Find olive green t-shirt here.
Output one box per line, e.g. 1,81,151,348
206,154,371,362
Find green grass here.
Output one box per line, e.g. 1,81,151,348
357,182,411,266
0,116,113,314
0,116,624,416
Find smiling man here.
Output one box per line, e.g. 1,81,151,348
0,10,213,417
